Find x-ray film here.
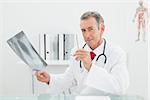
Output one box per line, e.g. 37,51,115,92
7,31,47,71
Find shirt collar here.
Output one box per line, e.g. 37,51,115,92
84,38,105,55
93,38,105,55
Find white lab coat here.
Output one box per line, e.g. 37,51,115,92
46,40,129,95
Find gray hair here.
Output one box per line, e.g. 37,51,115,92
80,11,104,27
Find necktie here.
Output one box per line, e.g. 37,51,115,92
90,51,96,60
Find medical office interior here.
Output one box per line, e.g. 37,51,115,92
0,0,149,100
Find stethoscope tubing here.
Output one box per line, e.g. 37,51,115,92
80,38,107,69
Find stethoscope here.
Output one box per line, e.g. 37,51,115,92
79,38,107,71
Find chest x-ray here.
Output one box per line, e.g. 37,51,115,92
7,31,47,71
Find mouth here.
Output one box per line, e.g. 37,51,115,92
86,39,93,43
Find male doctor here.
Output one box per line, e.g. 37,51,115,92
35,11,129,95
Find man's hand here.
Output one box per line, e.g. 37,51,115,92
74,49,92,71
35,71,50,84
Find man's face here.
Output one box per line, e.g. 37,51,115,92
80,17,104,47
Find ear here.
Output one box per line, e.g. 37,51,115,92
99,23,105,33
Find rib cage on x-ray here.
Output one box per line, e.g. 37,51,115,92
7,31,47,71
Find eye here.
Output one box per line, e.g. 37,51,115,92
81,29,86,33
88,27,94,32
89,28,94,31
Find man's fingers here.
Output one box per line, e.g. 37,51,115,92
73,53,86,56
73,50,90,61
75,55,85,61
36,76,45,82
76,49,87,53
74,50,89,56
35,71,46,78
35,71,50,84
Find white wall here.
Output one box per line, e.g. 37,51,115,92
0,3,3,95
0,0,148,99
148,1,150,100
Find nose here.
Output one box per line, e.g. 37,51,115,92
85,32,92,41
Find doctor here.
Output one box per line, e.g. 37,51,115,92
35,11,129,95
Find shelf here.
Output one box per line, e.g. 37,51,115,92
46,60,69,66
18,60,69,66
